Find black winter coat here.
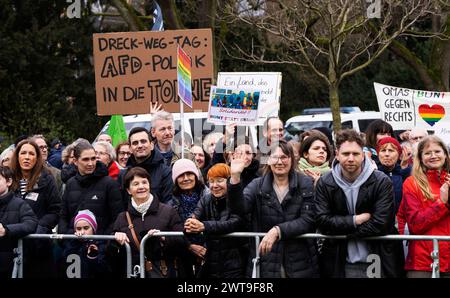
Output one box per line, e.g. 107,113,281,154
377,163,411,214
315,170,405,278
112,196,186,272
119,150,173,208
0,191,37,276
58,162,124,235
192,192,246,278
228,172,319,278
16,169,60,233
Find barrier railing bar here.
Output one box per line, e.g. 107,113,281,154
432,239,440,278
16,234,132,278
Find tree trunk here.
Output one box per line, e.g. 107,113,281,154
159,0,184,29
329,82,342,134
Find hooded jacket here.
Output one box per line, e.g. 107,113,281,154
0,191,37,276
315,158,404,277
58,161,124,235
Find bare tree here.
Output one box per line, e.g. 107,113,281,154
220,0,445,132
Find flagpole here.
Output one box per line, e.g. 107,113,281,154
180,97,185,159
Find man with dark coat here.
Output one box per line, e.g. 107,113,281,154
315,129,404,278
118,127,173,208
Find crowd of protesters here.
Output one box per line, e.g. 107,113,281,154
1,110,450,279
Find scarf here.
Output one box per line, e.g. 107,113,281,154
179,192,201,221
131,194,153,220
298,157,331,175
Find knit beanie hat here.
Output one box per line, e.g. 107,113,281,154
74,209,98,233
376,137,402,157
207,163,231,180
172,159,200,183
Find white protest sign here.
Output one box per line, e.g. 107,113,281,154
374,82,450,146
207,86,260,125
217,72,281,120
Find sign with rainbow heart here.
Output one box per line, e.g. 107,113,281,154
374,82,450,145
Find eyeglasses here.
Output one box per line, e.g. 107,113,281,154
269,155,290,163
96,151,108,156
118,151,132,156
411,136,425,141
38,145,48,150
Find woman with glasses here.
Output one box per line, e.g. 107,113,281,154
58,142,123,236
184,163,247,278
402,135,450,278
9,139,61,277
94,141,120,180
228,139,319,278
115,141,132,169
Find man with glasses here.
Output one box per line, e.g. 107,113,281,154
409,128,428,146
118,127,173,209
31,134,63,196
228,139,319,278
257,117,285,168
315,129,404,278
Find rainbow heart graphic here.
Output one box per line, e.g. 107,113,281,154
418,104,445,126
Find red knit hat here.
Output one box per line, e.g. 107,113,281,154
376,137,402,157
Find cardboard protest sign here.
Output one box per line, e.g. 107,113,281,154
216,72,281,119
93,29,213,115
374,82,450,145
208,86,260,125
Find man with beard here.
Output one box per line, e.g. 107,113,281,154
119,127,173,208
315,129,404,278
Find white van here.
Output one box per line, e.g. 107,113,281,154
97,112,260,147
284,111,381,139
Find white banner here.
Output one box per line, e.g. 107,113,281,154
217,72,281,120
374,82,450,145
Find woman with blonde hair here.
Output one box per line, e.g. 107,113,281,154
402,135,450,278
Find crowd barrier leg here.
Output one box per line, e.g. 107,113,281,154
251,236,260,278
431,239,440,278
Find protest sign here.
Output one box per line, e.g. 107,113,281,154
374,82,450,145
216,72,281,119
93,29,213,115
208,86,260,125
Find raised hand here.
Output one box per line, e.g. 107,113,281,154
149,102,163,114
223,123,237,144
230,154,246,184
440,175,450,204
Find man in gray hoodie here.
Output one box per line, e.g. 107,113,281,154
315,129,404,278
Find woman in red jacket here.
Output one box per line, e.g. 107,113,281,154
403,135,450,278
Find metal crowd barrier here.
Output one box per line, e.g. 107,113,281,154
13,234,133,278
139,232,450,278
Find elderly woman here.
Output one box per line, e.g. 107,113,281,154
113,167,185,278
10,139,61,277
403,135,450,278
190,145,211,182
228,140,319,278
115,141,131,169
298,132,332,185
94,141,120,180
184,163,246,278
169,159,208,277
364,119,394,166
0,147,14,168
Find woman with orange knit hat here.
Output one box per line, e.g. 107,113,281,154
184,163,246,278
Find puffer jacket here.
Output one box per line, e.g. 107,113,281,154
192,192,246,278
315,169,405,277
228,171,319,278
58,161,124,235
119,149,173,208
16,169,60,233
403,170,450,272
0,191,37,276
